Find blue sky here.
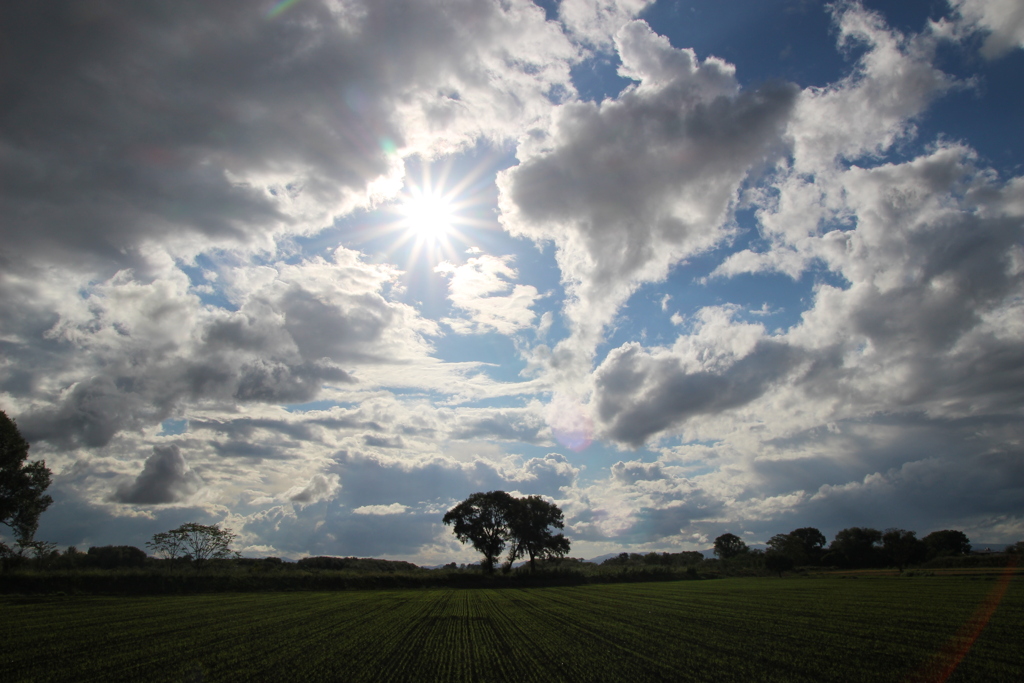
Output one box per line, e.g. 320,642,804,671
1,0,1022,563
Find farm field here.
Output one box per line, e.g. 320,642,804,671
1,575,1021,682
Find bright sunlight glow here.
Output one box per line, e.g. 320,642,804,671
401,192,455,241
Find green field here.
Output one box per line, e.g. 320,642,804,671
2,575,1021,682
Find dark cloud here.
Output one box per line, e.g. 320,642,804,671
0,0,574,269
18,376,161,449
234,360,353,404
114,444,203,504
449,407,549,443
594,339,797,446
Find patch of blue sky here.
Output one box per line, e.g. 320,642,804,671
641,0,851,89
177,253,239,311
431,332,529,383
595,242,828,366
917,46,1024,175
159,418,188,435
283,399,350,413
570,54,632,102
530,0,559,23
492,438,631,487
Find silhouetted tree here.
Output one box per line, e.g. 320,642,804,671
147,523,238,567
829,527,883,568
505,495,570,571
881,529,925,572
0,410,53,557
713,533,748,559
767,527,827,566
764,550,794,577
443,491,516,573
87,545,148,569
922,530,971,559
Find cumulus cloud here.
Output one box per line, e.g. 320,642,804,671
558,0,654,49
8,0,1024,563
0,0,575,271
285,473,342,507
498,19,796,376
436,255,541,335
593,310,797,446
114,445,203,505
9,248,445,449
787,3,954,175
950,0,1024,58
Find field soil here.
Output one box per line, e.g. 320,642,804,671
1,574,1021,682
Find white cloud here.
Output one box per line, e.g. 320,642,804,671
352,503,408,516
950,0,1024,58
559,0,655,49
498,19,796,384
285,473,342,507
436,255,541,335
788,2,954,176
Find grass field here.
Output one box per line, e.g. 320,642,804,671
2,574,1021,682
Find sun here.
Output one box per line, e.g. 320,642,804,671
400,189,456,241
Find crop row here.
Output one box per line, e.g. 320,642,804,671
1,576,1021,682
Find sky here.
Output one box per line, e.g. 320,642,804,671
1,0,1023,563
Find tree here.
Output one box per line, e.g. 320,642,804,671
764,550,794,577
767,527,827,566
0,410,53,555
922,530,971,559
881,529,926,572
147,523,238,567
505,495,570,571
713,533,748,559
87,545,148,569
829,527,883,568
443,491,516,573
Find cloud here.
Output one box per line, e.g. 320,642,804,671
114,445,203,505
594,334,797,447
285,473,342,507
498,19,797,376
436,255,541,335
558,0,654,49
787,3,954,175
950,0,1024,58
0,0,576,271
9,248,444,449
353,503,408,515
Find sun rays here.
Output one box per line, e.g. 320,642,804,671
375,154,500,268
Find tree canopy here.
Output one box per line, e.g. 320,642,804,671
881,528,925,572
147,523,238,567
0,410,53,553
922,530,971,559
827,527,883,568
506,495,570,571
443,491,515,573
713,533,748,559
767,527,826,566
443,491,570,572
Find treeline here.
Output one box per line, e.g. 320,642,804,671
601,551,705,567
703,527,1022,576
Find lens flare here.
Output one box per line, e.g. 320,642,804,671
266,0,302,19
548,393,593,452
908,556,1018,682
